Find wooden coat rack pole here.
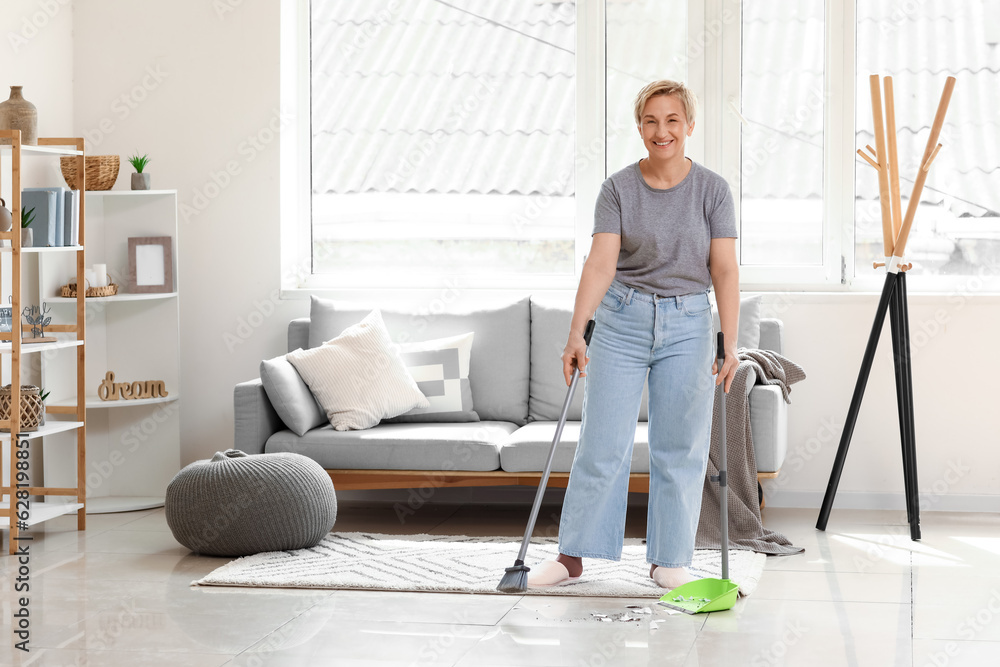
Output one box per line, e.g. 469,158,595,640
817,75,955,541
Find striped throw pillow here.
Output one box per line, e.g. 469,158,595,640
287,309,428,431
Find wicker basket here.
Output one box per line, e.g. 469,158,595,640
0,385,43,432
60,282,119,298
59,155,120,191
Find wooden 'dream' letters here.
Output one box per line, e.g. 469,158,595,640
98,371,169,401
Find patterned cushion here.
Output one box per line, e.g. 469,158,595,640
383,332,479,423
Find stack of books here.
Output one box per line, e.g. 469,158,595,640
20,187,80,247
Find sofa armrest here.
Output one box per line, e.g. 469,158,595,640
748,385,787,473
741,365,758,398
234,378,284,455
759,318,783,354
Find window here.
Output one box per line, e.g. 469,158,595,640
309,0,577,289
606,0,687,175
739,0,824,267
284,0,1000,293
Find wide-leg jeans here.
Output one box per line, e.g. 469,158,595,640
558,278,715,568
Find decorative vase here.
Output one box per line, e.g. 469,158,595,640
131,173,151,190
0,385,43,432
0,197,11,232
21,227,32,247
0,86,38,146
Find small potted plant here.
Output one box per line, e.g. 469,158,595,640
21,206,35,247
128,152,151,190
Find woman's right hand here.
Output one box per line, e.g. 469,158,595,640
561,332,590,386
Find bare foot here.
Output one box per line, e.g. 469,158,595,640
650,564,696,590
556,553,583,578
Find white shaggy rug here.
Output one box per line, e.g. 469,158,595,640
194,533,767,598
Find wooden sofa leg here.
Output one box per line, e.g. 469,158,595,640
757,470,778,511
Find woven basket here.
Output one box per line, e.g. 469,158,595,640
59,155,120,191
0,385,43,432
61,282,119,298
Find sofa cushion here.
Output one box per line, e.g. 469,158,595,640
308,295,531,425
528,296,649,422
383,332,479,424
265,421,520,471
259,355,326,437
287,310,428,431
499,421,651,474
712,295,763,349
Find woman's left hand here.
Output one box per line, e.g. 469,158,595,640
712,350,738,393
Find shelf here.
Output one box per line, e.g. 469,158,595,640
50,394,179,409
0,501,84,528
0,421,85,442
86,496,163,514
83,189,177,197
0,246,84,254
0,340,83,355
47,291,178,304
0,144,82,157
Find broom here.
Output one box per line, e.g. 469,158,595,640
497,318,595,593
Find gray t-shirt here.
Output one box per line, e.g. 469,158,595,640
592,158,737,296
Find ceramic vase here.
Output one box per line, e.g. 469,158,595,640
0,86,38,146
0,198,11,232
131,173,151,190
21,228,32,247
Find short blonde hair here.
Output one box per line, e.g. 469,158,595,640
633,80,698,126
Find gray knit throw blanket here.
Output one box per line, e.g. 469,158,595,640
694,349,807,557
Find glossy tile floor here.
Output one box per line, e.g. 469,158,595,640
2,501,999,666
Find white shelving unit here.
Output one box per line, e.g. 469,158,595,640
39,190,180,514
0,136,88,553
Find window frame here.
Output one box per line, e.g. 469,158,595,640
280,0,1000,298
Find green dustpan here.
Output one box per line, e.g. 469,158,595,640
658,577,739,614
659,332,739,615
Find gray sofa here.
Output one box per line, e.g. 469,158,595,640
234,296,787,494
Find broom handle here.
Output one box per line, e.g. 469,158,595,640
717,332,729,582
516,319,596,563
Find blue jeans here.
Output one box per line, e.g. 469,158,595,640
558,278,715,568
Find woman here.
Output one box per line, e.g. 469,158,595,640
528,80,740,591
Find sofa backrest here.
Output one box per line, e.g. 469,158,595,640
289,296,531,426
288,296,783,427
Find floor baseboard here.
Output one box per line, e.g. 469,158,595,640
762,489,1000,513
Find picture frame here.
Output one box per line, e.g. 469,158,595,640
127,236,174,294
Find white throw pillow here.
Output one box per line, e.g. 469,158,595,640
382,332,479,423
287,309,429,431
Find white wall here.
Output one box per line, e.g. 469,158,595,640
0,0,74,187
1,0,75,495
58,1,1000,512
760,292,1000,512
70,0,303,466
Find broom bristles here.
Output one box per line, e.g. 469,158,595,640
496,561,529,593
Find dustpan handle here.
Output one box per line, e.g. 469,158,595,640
716,332,730,581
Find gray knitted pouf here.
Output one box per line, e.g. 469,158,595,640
166,449,337,557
